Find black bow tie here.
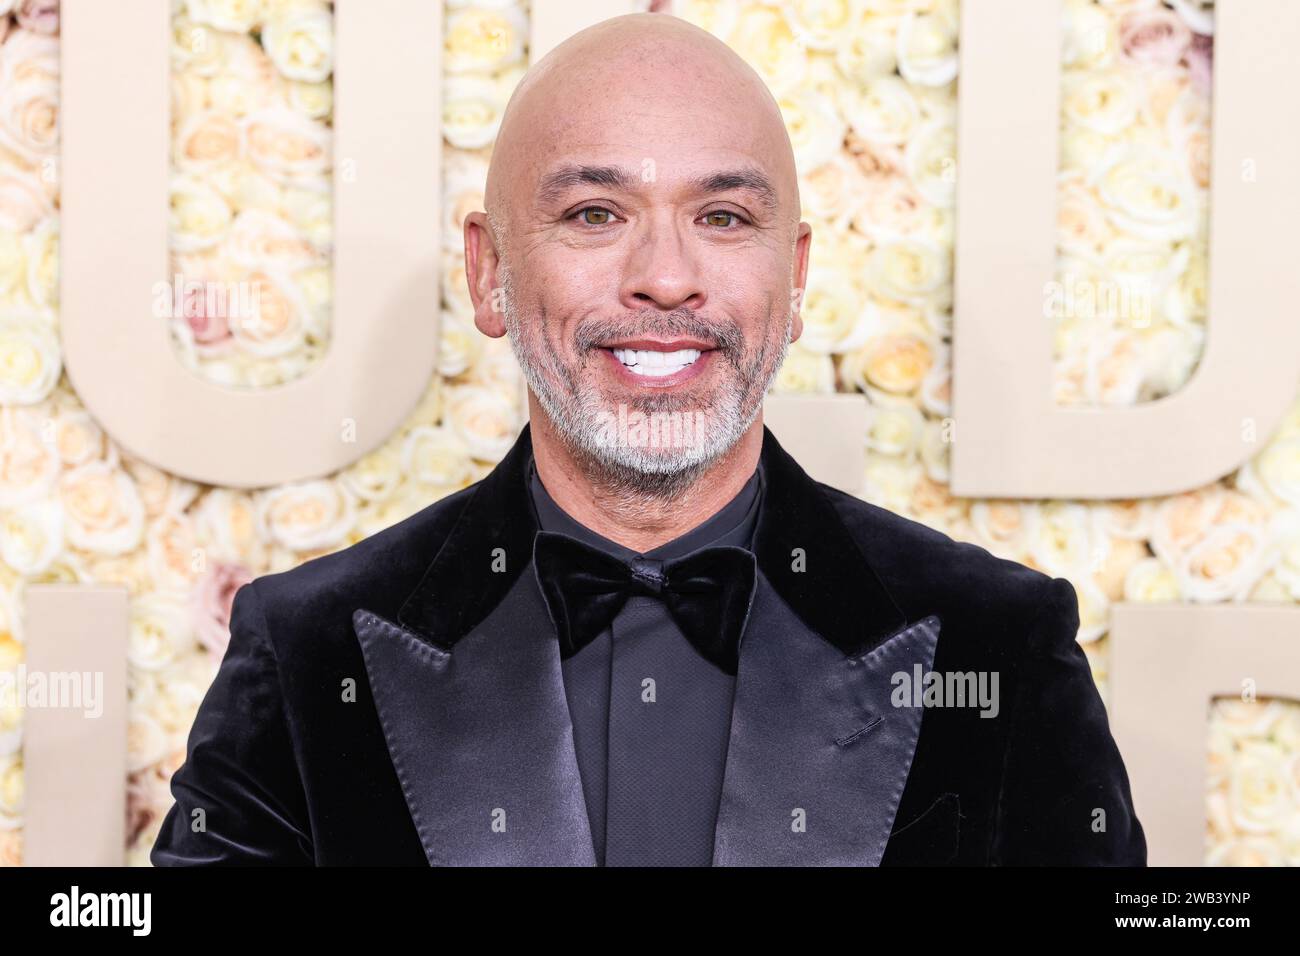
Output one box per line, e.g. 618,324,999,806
532,530,758,675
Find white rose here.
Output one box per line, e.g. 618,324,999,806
782,0,857,51
870,236,950,305
1095,147,1199,243
443,76,505,151
0,498,59,574
675,0,739,40
262,6,334,83
338,444,404,504
904,119,956,207
896,8,958,87
128,594,193,673
125,713,170,773
401,424,475,488
770,344,835,394
0,312,59,404
169,173,233,253
1062,0,1117,69
726,5,807,96
445,386,519,462
438,312,481,379
866,396,924,458
798,266,875,353
184,0,265,34
847,75,920,146
23,215,55,308
1062,70,1139,136
281,183,332,250
1025,501,1102,578
777,90,845,174
444,5,526,75
443,150,489,253
285,79,332,120
1228,742,1293,834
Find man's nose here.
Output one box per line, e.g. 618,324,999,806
619,212,706,312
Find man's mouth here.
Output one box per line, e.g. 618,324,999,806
610,347,702,378
596,337,718,387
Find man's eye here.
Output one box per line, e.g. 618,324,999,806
575,207,614,226
703,210,743,228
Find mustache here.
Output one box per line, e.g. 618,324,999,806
573,310,745,354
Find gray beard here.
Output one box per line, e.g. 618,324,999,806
497,262,792,502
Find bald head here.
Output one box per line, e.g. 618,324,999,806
484,13,800,257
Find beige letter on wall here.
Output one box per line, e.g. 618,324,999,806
952,0,1300,499
1109,602,1300,866
60,0,442,489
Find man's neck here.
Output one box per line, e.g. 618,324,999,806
527,398,764,554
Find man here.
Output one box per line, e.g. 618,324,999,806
152,13,1145,866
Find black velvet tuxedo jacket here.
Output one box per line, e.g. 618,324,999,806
151,423,1146,866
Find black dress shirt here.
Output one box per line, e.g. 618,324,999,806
526,455,764,865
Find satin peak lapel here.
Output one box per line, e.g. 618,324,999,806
352,571,595,866
712,575,941,866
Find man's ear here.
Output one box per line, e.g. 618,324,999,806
790,221,813,344
464,210,506,338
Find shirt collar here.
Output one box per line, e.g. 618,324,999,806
527,453,765,562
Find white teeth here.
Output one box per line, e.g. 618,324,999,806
611,347,702,377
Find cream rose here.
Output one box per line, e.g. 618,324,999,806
798,267,874,354
0,30,58,162
222,208,321,272
0,407,59,509
59,461,147,556
232,269,309,357
0,162,50,233
242,107,330,185
174,110,243,174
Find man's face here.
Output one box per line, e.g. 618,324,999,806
476,59,810,486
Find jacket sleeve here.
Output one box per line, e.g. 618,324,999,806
990,576,1147,865
151,580,313,865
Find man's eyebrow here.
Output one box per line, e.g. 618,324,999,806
535,164,639,206
535,163,780,212
689,167,779,211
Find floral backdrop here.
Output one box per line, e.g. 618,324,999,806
0,0,1295,866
